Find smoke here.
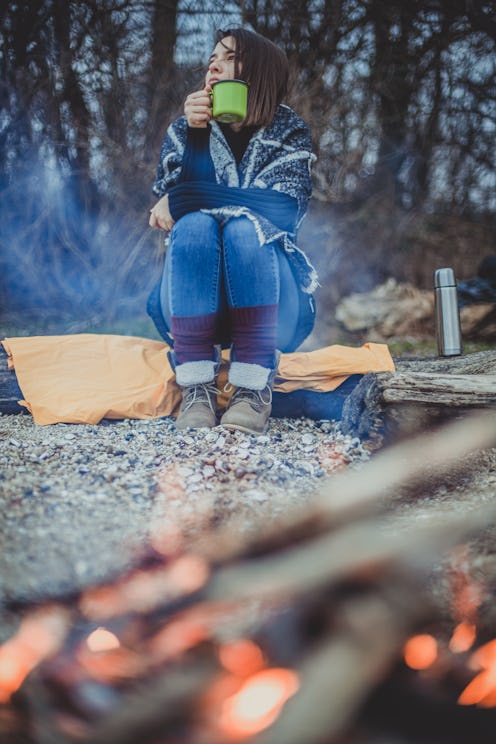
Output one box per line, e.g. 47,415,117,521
299,202,387,303
0,160,161,333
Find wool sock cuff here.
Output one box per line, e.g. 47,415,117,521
175,360,217,386
228,361,271,390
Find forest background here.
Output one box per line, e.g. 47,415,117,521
1,0,495,343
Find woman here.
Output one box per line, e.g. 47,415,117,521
148,27,317,433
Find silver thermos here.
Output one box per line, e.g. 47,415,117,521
434,267,462,356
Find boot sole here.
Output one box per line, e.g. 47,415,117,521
220,422,267,434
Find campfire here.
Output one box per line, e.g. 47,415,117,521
1,411,496,744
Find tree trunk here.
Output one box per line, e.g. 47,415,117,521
145,0,180,157
53,0,98,212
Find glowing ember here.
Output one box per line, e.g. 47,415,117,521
0,608,68,702
458,639,496,707
403,634,438,670
77,646,143,682
149,617,208,659
86,627,120,652
219,668,299,738
219,639,266,677
458,668,496,707
468,638,496,669
449,621,477,654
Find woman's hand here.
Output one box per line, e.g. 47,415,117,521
149,194,174,231
184,85,213,128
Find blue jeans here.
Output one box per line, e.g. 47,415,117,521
147,212,315,354
165,212,279,314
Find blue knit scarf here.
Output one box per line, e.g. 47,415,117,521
153,104,319,293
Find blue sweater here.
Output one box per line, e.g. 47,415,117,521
168,127,298,233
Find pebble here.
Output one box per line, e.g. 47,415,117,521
244,489,268,502
0,413,373,614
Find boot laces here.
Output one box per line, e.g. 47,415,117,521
182,382,219,413
225,383,272,411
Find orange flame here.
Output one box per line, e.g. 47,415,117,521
449,545,482,626
77,646,143,683
458,639,496,707
449,621,477,654
469,639,496,669
218,639,266,677
219,668,299,738
403,634,438,670
80,554,209,620
86,627,120,652
148,617,208,659
0,608,68,702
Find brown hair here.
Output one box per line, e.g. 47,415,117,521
215,28,289,128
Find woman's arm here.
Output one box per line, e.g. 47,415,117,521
153,85,214,197
149,194,174,231
168,181,298,233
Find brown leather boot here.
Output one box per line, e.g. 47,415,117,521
176,382,219,430
220,353,279,434
220,383,273,433
169,347,220,430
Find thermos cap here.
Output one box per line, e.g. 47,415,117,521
434,267,456,288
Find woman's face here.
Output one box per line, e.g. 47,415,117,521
205,36,240,86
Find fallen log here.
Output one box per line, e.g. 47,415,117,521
382,371,496,405
0,346,24,414
341,350,496,440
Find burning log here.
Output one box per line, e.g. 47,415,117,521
341,349,496,440
257,581,429,744
2,411,495,744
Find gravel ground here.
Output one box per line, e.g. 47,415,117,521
1,410,495,644
0,412,369,625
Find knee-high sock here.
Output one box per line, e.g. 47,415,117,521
171,313,217,364
229,304,278,368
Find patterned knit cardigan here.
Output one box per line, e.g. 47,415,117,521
153,104,319,294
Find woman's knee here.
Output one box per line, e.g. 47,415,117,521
222,217,260,258
171,212,219,246
169,212,220,265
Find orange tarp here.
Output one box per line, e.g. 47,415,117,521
1,334,395,426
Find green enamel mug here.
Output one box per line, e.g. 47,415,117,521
211,80,249,124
